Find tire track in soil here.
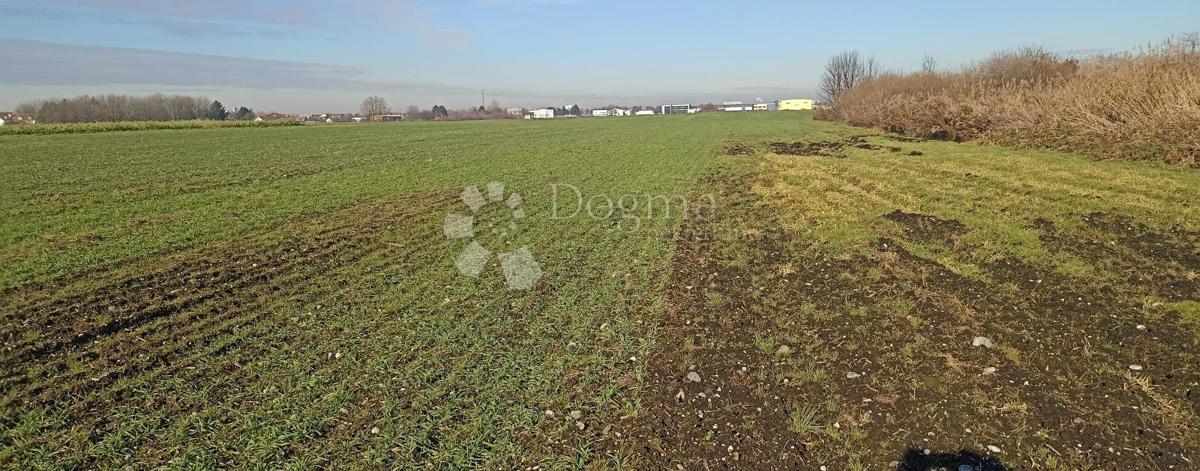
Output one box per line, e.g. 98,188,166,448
5,193,607,467
1,192,458,415
618,169,811,469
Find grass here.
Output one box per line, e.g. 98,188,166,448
2,112,1199,469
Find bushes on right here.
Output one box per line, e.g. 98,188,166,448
818,36,1200,167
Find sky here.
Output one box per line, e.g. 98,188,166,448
1,0,1197,113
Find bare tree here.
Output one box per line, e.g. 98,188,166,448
15,94,212,123
818,50,879,103
920,54,938,75
360,96,390,117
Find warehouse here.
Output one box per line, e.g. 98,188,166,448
778,98,815,111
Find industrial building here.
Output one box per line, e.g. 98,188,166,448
661,104,699,115
721,101,754,112
778,98,815,111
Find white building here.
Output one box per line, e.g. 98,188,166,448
661,104,698,114
611,108,631,116
635,110,654,116
506,107,524,116
722,101,753,112
591,109,610,117
532,108,555,119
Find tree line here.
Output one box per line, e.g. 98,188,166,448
15,95,254,124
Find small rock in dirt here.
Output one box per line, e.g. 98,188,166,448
675,390,685,402
846,372,861,379
1128,364,1144,371
370,426,380,435
686,371,702,383
570,410,583,420
1136,324,1147,331
982,367,997,375
987,445,1001,453
544,410,554,416
775,345,793,356
575,421,586,430
971,336,994,348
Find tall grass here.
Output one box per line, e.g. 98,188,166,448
0,119,304,136
819,36,1200,166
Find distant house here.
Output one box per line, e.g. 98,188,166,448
661,104,698,115
379,114,405,122
532,108,555,119
591,109,610,117
753,102,777,111
254,116,265,122
778,98,815,111
505,107,524,116
635,110,655,116
611,108,631,116
352,117,364,123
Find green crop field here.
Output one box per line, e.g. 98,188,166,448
2,112,1198,469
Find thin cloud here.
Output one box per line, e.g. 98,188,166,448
2,0,466,45
3,39,401,90
1,39,792,109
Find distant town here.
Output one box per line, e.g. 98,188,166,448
0,96,817,126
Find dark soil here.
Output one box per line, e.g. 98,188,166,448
618,170,1200,469
769,140,845,157
769,135,919,159
885,135,928,143
723,143,756,156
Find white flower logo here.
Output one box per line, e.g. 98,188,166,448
443,181,543,290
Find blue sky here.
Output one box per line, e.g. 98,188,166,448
1,0,1196,113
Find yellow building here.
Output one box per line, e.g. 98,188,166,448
777,98,815,111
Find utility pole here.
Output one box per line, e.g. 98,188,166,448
481,89,486,110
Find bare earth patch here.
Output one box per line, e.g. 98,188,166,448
617,166,1199,469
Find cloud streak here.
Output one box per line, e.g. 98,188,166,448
1,39,803,110
4,39,392,90
0,39,577,100
1,0,466,45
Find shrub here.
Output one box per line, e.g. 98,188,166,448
821,34,1200,167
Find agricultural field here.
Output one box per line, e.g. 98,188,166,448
1,112,1198,469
